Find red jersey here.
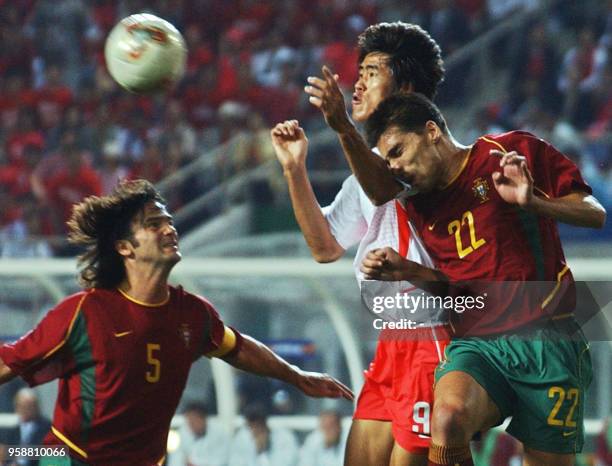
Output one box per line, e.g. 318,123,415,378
0,286,241,466
405,131,591,335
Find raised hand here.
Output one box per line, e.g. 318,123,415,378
491,150,534,207
270,119,309,172
305,66,353,133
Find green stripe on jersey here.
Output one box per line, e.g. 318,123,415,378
515,207,545,280
67,312,96,443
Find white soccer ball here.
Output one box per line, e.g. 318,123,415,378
104,13,187,93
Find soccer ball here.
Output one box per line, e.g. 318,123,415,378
104,13,187,93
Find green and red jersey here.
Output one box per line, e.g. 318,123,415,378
405,131,591,335
0,286,242,466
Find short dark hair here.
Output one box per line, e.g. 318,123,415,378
67,179,166,289
357,22,445,99
365,93,448,147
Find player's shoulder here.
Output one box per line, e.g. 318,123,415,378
54,289,98,310
340,174,360,191
45,289,107,321
478,130,545,152
74,288,126,308
171,285,218,314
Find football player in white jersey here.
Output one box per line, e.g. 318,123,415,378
271,23,448,466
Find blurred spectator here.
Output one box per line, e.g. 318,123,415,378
558,26,599,117
508,20,561,114
0,388,51,466
43,144,102,233
26,0,98,89
298,410,347,466
251,31,298,88
99,141,129,195
0,196,53,258
228,404,298,466
487,0,539,21
168,403,230,466
129,140,165,183
0,0,609,249
320,16,362,90
34,65,74,132
427,0,473,55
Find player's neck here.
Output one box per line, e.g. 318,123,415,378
119,267,171,305
439,136,471,189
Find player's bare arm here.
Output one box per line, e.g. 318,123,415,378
305,66,401,205
0,357,15,385
271,120,345,262
270,120,344,262
491,149,607,228
221,333,354,400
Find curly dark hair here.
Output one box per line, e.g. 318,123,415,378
67,179,166,289
357,22,445,99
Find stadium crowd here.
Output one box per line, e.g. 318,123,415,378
0,0,610,257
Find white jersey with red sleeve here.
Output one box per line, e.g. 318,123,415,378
321,173,450,454
321,174,447,327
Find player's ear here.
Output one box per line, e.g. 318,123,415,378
425,120,442,145
115,239,134,258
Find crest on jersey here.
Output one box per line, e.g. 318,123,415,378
179,323,191,348
472,178,490,203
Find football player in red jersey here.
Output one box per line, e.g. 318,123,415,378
342,93,604,466
0,179,353,466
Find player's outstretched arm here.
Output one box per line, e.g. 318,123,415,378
0,357,15,385
271,120,344,262
305,66,402,205
491,150,607,228
221,334,354,400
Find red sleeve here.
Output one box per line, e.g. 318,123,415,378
0,292,88,386
530,133,593,198
516,132,592,198
193,295,244,356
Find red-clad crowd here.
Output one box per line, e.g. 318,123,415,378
0,0,610,256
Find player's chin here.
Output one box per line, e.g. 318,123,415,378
164,250,182,263
351,104,368,123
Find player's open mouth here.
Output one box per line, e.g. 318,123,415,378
352,93,362,105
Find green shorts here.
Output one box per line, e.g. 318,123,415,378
39,457,87,466
434,322,592,454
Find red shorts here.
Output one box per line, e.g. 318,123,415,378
353,326,451,454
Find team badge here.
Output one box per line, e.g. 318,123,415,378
472,177,490,203
179,323,191,348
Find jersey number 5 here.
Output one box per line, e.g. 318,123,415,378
448,211,486,259
146,343,161,383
